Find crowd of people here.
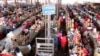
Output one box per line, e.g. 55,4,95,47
0,3,43,56
0,5,37,40
0,2,100,56
52,3,100,56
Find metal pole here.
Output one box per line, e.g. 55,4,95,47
26,0,28,5
45,16,47,38
57,0,59,19
37,0,39,2
57,0,61,19
20,0,22,7
4,0,8,7
47,0,51,38
15,0,16,7
47,15,51,38
31,0,32,6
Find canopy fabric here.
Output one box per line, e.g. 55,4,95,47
0,0,100,5
0,54,13,56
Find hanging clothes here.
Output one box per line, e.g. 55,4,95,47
83,47,89,56
96,13,100,20
74,30,81,45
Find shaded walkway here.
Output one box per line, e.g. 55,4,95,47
28,26,69,56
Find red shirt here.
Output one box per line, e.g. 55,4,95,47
61,36,67,48
74,22,78,29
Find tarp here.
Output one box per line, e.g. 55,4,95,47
0,0,100,5
0,54,13,56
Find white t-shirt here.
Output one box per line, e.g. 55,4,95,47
16,51,23,56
